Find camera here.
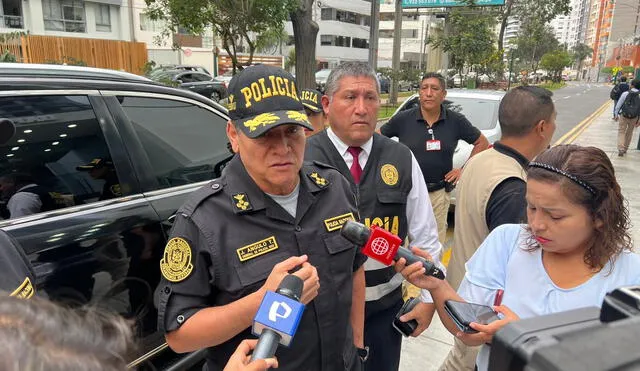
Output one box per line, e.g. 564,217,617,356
489,286,640,371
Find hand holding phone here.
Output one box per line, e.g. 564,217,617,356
444,300,500,334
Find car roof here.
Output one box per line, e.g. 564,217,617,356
0,63,151,83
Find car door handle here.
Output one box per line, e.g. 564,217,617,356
167,214,177,223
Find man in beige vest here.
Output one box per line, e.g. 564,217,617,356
440,86,556,371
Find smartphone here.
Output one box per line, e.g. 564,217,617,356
392,297,420,337
444,300,500,334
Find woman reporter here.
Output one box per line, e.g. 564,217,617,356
395,145,640,371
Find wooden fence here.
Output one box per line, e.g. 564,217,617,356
0,35,148,75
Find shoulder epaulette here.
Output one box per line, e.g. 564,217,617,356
179,181,224,217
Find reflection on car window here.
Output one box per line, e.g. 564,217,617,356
0,95,121,219
400,96,497,130
117,96,232,191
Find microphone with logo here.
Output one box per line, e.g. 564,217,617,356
250,274,306,362
340,220,445,280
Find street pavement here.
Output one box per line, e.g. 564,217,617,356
398,100,640,370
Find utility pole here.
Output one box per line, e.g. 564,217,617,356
441,15,450,79
390,0,402,106
368,0,380,70
418,19,425,71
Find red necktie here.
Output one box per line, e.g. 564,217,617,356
347,146,363,184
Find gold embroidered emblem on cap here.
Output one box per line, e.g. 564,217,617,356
287,110,309,123
381,164,399,186
10,277,34,299
324,212,355,232
244,113,279,132
233,193,251,211
228,94,236,111
237,236,279,262
110,184,122,197
160,237,194,282
310,172,327,186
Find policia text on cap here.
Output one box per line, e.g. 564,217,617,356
156,65,367,371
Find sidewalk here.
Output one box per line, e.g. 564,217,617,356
398,101,640,370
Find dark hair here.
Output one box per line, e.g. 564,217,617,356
325,62,379,97
499,86,555,137
619,76,627,82
0,295,135,371
525,145,632,271
421,72,446,90
631,79,640,89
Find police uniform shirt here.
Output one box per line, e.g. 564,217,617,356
0,230,35,298
380,105,481,184
157,155,366,371
306,128,443,305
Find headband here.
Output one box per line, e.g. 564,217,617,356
529,162,597,196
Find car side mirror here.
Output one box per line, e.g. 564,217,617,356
0,118,16,145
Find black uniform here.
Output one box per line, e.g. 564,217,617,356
0,229,35,298
306,131,414,371
99,173,122,201
157,155,366,371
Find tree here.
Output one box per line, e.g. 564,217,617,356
540,49,572,82
290,0,319,90
571,43,593,77
144,0,297,73
512,19,559,79
284,47,296,72
428,8,497,81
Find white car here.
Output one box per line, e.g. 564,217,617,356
390,89,505,207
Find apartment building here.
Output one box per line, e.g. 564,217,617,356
284,0,371,69
567,0,591,50
377,0,443,71
603,0,640,64
550,15,571,45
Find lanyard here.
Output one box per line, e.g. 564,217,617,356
427,128,435,140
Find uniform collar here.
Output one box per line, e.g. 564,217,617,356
492,142,529,170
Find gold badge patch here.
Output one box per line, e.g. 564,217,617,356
309,172,328,187
244,113,279,132
10,277,34,299
233,193,252,212
381,164,399,186
324,212,355,232
160,237,194,282
237,236,279,262
287,110,309,123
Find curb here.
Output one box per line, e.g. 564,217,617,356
554,101,612,145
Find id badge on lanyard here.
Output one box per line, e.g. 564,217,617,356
426,128,441,151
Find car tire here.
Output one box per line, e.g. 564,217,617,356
211,91,221,102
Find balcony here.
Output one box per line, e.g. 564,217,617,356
1,14,23,29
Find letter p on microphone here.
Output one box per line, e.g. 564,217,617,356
253,291,305,346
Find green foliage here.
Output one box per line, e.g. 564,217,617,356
141,60,157,76
144,0,298,72
571,43,593,63
512,18,559,75
0,50,17,62
284,47,295,71
601,66,613,74
255,25,288,54
376,67,419,83
513,0,570,26
540,49,572,81
427,8,497,77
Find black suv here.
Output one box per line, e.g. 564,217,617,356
0,63,233,369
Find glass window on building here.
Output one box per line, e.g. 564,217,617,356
321,8,333,20
43,0,86,33
352,38,369,49
95,4,111,32
139,13,165,32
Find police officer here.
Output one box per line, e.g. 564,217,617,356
76,158,122,201
300,88,327,137
305,62,443,371
157,65,366,371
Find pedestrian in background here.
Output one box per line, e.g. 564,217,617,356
610,76,629,120
380,72,489,245
613,78,640,157
300,88,327,137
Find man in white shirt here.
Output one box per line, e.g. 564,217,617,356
305,62,444,371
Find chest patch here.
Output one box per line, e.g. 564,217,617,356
324,212,355,232
160,237,194,282
10,277,34,299
381,164,399,186
237,236,279,262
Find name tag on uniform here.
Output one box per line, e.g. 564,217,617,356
237,236,279,262
426,140,441,151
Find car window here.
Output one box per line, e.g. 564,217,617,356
191,73,212,82
177,73,193,83
0,95,123,219
117,96,231,191
398,96,498,130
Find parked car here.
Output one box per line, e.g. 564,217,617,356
151,70,227,102
0,63,234,370
390,89,505,208
213,69,234,85
315,68,332,92
149,64,212,79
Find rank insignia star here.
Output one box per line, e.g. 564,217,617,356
309,172,328,187
232,193,253,212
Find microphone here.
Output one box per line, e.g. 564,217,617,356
340,220,445,280
250,275,305,361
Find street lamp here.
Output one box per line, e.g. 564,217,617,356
507,48,518,90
